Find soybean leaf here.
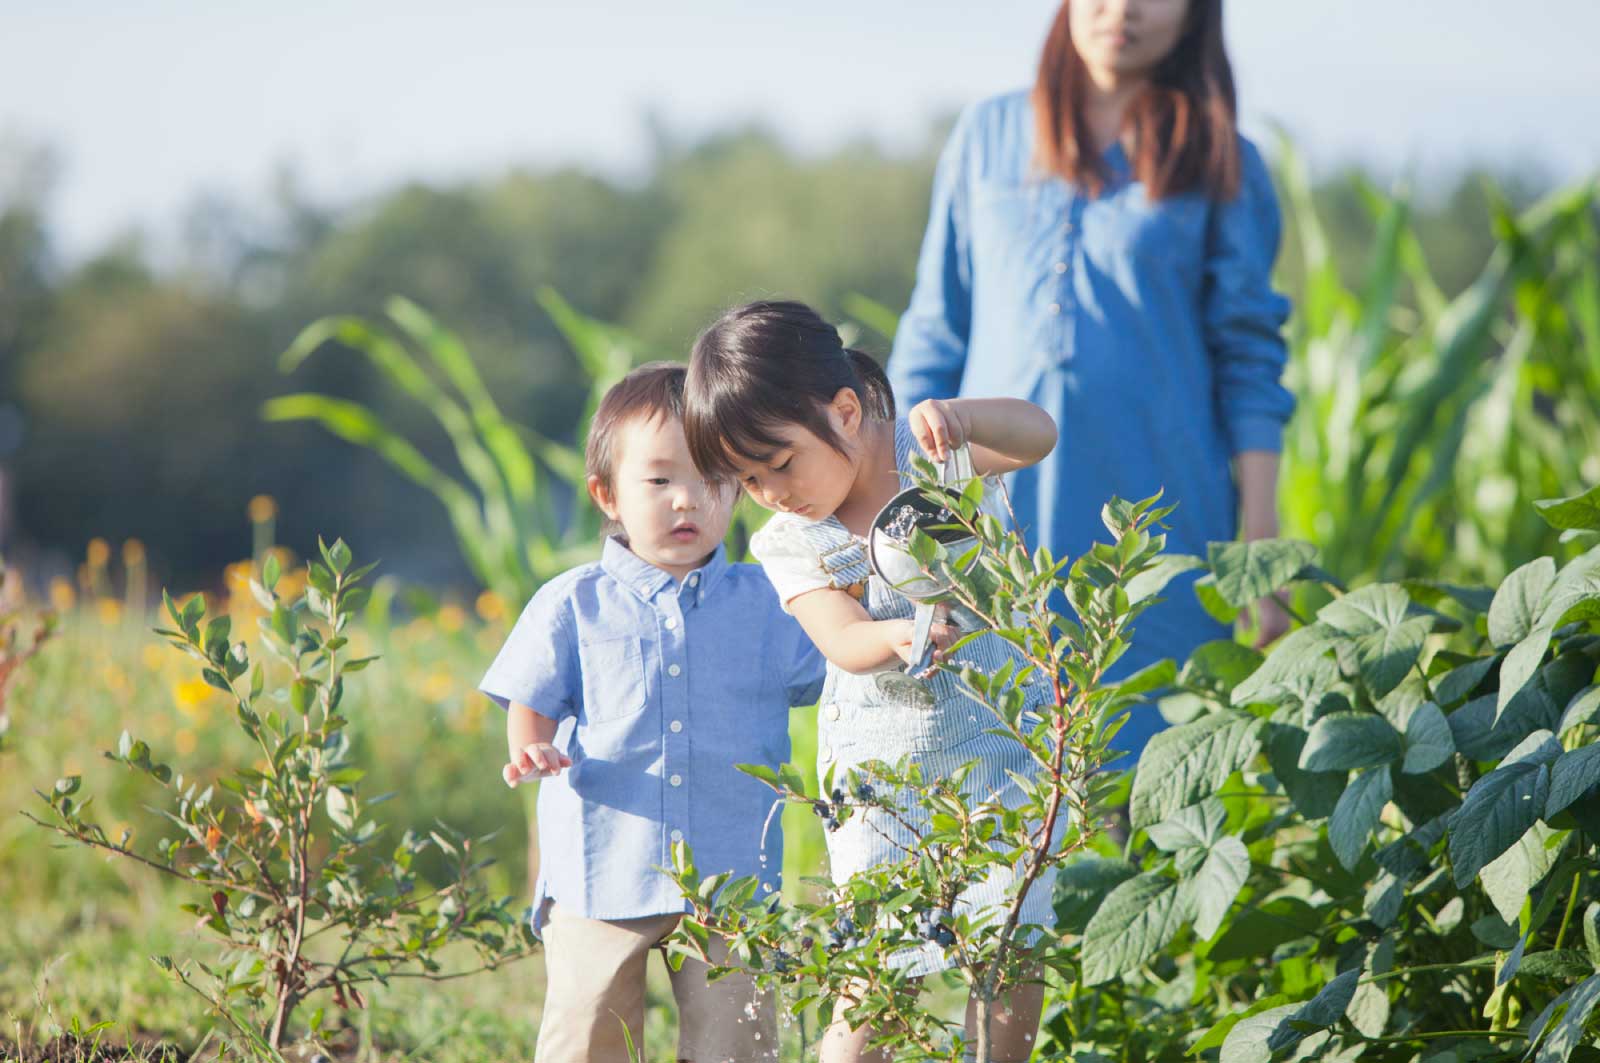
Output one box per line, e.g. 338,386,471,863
1301,712,1401,772
1548,743,1600,819
1081,873,1190,985
1318,584,1432,699
1052,858,1139,936
1479,821,1565,925
1230,625,1342,708
1488,557,1556,647
1206,539,1319,608
1147,797,1228,852
1535,485,1600,533
1450,730,1561,887
1265,723,1345,819
1530,972,1600,1063
1218,1004,1300,1063
1187,835,1250,939
1402,702,1455,774
1268,969,1361,1052
1330,765,1392,870
1129,712,1263,830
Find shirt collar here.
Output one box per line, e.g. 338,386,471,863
600,536,731,607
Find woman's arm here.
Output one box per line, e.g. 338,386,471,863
1236,449,1291,646
909,397,1058,475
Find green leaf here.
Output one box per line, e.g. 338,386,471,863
1218,1004,1299,1063
262,552,280,591
1479,822,1564,926
1498,623,1555,722
1126,554,1205,605
1518,950,1595,981
1583,902,1600,968
1529,972,1600,1063
1402,702,1455,774
1191,995,1291,1057
1229,624,1341,708
290,679,316,716
1128,712,1263,830
1187,835,1249,939
1450,730,1561,887
1193,574,1242,625
1548,744,1600,819
1052,858,1138,935
1268,969,1361,1052
1300,712,1401,772
1488,557,1557,646
325,787,354,831
1317,584,1432,699
1265,723,1345,819
1179,640,1264,697
1558,686,1600,737
1535,484,1600,532
1080,873,1190,985
1206,539,1319,609
1147,797,1228,852
1330,765,1392,870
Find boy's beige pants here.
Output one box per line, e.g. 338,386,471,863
537,902,778,1062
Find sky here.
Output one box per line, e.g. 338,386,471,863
2,0,1597,260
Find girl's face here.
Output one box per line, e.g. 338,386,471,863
728,389,864,521
1068,0,1191,84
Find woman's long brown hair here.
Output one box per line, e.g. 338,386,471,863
1032,0,1239,201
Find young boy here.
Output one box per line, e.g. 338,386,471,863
479,362,824,1063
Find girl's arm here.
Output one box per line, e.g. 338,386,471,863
504,701,571,787
788,587,952,675
909,397,1058,476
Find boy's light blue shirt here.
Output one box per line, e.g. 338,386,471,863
889,90,1294,760
479,537,824,929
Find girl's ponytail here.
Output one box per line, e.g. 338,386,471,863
845,348,896,421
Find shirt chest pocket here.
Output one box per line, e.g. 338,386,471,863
578,636,649,724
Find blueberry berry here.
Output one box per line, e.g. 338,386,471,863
855,783,875,802
812,799,830,818
831,787,845,805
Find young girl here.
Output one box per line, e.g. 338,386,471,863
682,300,1059,1063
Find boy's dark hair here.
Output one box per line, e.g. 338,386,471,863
682,300,894,481
585,361,687,536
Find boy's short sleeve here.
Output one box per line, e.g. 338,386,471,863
773,606,825,707
750,518,832,614
478,585,577,720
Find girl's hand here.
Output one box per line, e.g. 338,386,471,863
503,742,572,787
909,399,973,463
1249,593,1293,649
886,611,959,669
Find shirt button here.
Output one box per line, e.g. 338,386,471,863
669,773,683,787
825,703,841,721
1053,261,1068,274
668,664,682,677
688,573,700,586
670,719,683,733
671,828,684,842
1047,302,1061,315
665,617,678,630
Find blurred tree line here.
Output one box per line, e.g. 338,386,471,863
0,120,1547,593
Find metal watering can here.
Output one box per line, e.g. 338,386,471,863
866,444,998,705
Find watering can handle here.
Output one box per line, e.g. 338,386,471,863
939,444,977,487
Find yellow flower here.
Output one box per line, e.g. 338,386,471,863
248,495,278,523
102,665,130,696
437,604,467,633
86,538,111,569
174,676,216,720
422,671,455,703
97,599,124,626
474,590,507,623
49,577,76,613
175,729,197,755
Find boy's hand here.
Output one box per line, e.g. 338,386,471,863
909,399,972,463
504,742,572,787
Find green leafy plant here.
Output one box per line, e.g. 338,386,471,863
1038,483,1600,1061
26,541,534,1055
0,558,56,753
664,475,1194,1063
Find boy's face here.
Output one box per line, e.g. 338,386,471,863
588,413,735,581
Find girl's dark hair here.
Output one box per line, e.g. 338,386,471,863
1033,0,1240,201
682,300,894,481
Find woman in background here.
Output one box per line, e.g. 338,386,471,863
889,0,1295,764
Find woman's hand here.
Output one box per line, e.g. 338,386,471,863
909,399,973,463
1250,593,1292,649
503,741,572,787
